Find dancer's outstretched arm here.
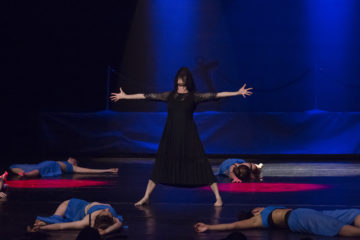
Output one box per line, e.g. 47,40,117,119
216,84,253,98
110,87,145,101
73,166,118,174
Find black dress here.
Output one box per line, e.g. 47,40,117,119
144,91,217,187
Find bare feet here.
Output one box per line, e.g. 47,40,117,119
27,225,40,232
0,192,7,200
0,171,8,181
214,199,223,207
34,219,47,227
134,197,149,206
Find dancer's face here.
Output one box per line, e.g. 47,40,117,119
67,157,78,166
177,78,188,93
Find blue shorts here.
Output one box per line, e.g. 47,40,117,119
37,198,89,223
288,208,360,236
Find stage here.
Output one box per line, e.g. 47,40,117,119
1,158,360,240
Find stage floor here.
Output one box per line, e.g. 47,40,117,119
1,158,360,240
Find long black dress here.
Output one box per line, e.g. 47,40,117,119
144,91,217,187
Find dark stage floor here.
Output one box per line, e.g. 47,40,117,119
1,158,360,240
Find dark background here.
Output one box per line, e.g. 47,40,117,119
3,0,138,163
3,0,360,164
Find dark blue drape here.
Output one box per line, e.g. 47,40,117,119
40,110,360,155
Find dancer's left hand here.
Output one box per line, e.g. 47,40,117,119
238,84,253,98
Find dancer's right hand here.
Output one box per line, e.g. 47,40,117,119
194,222,208,232
109,168,119,173
110,87,127,102
232,178,242,183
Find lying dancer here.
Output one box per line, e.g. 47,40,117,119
28,198,123,235
194,206,360,237
217,159,263,183
9,157,118,177
0,171,8,199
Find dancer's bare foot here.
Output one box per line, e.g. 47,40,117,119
134,197,149,206
27,225,40,232
34,219,47,227
0,192,7,199
214,199,223,207
0,171,8,181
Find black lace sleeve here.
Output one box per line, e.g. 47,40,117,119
144,91,171,102
194,92,218,103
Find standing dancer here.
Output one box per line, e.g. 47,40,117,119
110,67,253,206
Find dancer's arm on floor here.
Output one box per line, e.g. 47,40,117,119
194,217,260,232
216,84,253,98
228,165,242,183
110,87,145,101
98,217,122,235
72,166,118,174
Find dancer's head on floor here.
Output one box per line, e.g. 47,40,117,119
174,67,196,93
233,165,251,181
67,157,78,166
94,209,115,230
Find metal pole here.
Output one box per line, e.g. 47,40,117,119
106,65,111,110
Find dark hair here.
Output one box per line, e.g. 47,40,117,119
174,67,196,92
237,211,254,221
251,166,260,178
233,165,250,181
94,215,115,230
